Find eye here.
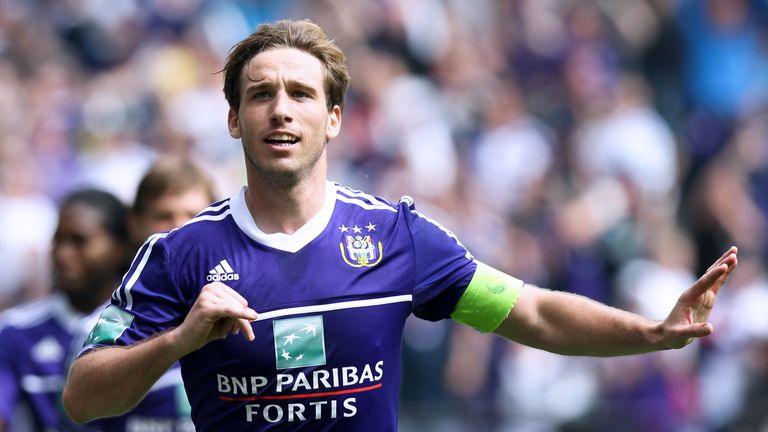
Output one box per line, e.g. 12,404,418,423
292,90,311,99
252,91,271,100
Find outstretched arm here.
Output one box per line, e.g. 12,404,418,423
63,282,257,423
494,246,738,356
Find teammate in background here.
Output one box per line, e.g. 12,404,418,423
128,156,217,249
0,189,128,431
70,156,217,431
63,20,738,431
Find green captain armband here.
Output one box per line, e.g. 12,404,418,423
450,261,524,333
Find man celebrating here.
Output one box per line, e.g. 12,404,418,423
63,20,738,431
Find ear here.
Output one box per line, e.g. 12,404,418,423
325,105,342,140
228,108,241,139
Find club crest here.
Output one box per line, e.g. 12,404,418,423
338,223,383,268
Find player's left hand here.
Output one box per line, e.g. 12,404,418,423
659,246,738,349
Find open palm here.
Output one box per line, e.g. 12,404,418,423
661,246,738,349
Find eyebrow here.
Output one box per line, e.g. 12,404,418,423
243,78,320,95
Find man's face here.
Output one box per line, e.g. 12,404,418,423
132,187,212,243
228,48,341,187
52,203,123,298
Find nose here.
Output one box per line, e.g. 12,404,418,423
270,91,293,124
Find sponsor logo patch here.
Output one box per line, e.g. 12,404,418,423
273,316,326,370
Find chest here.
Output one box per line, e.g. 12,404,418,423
180,227,415,314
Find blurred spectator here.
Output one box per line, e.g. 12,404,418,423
572,73,678,204
676,0,764,118
0,189,128,431
472,77,556,216
0,162,58,308
676,0,767,179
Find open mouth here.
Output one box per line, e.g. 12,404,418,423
265,133,300,146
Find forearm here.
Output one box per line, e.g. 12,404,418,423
496,287,665,356
63,330,185,423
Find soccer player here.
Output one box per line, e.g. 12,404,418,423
62,20,738,431
128,156,217,250
67,156,217,431
0,189,129,431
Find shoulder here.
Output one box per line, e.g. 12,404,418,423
174,197,234,236
0,296,57,331
147,196,237,251
332,183,460,232
334,184,433,218
334,183,400,213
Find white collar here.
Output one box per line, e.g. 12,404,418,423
230,181,337,253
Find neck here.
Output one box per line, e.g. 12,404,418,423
245,171,327,235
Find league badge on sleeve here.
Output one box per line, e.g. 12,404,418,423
338,223,383,268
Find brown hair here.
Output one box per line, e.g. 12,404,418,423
133,157,216,215
222,19,350,113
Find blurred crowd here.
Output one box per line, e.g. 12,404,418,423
1,0,767,430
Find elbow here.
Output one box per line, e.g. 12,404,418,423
62,362,101,424
62,381,89,424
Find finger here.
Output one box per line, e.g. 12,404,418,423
663,322,714,349
213,317,255,342
237,318,256,341
212,286,258,322
222,314,256,341
707,250,738,296
212,318,235,340
221,304,258,321
677,322,714,340
223,317,255,341
711,254,738,295
688,247,738,299
706,246,738,273
202,285,258,321
683,263,728,301
201,297,258,322
208,282,250,307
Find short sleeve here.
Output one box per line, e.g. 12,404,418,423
401,199,477,321
83,235,189,352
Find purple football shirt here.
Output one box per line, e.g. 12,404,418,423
74,307,194,431
86,182,477,431
0,294,81,431
0,295,193,431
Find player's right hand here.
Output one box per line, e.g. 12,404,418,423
171,282,258,355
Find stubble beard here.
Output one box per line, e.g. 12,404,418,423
56,268,115,312
243,141,326,190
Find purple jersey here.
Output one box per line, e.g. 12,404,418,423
0,294,193,431
86,182,477,431
82,368,192,432
74,308,194,432
0,294,83,431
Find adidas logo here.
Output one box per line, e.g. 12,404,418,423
207,259,240,282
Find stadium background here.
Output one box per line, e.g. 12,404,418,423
1,0,767,430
